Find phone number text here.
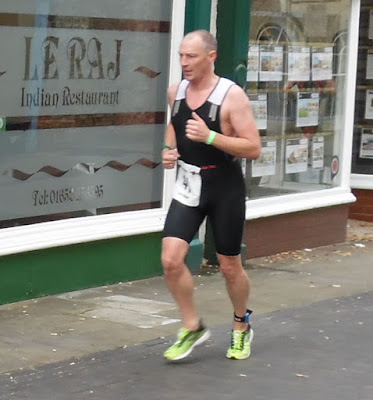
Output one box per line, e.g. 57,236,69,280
32,185,104,206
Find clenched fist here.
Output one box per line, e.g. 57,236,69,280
162,148,180,169
186,112,210,143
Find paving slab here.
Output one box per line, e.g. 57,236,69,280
1,220,373,375
0,291,372,400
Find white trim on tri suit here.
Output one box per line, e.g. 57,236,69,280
175,78,235,105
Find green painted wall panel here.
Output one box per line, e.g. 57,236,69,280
215,0,251,85
0,233,163,305
184,0,211,33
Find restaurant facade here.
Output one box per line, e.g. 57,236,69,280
0,0,364,304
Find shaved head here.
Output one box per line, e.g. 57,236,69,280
183,30,217,52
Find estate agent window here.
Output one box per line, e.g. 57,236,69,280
351,2,373,175
245,0,350,200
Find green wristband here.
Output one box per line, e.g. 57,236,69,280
206,130,217,145
163,144,174,150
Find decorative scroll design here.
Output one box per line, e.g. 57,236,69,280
1,159,161,181
134,66,161,78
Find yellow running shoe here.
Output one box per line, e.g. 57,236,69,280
164,324,210,361
226,328,254,360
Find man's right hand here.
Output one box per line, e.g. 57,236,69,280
162,148,180,169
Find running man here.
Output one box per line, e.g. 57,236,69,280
161,30,261,361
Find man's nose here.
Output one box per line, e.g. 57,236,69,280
180,56,188,66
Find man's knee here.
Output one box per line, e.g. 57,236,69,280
218,255,243,280
161,238,188,276
162,251,181,274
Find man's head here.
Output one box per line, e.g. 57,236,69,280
179,30,217,82
183,30,217,52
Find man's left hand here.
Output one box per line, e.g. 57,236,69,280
186,112,209,143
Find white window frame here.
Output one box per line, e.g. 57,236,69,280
245,0,360,219
350,174,373,190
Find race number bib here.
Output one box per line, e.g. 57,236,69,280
173,161,202,207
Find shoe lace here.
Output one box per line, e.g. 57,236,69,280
230,331,245,351
175,328,191,345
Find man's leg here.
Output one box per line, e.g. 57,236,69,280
162,237,200,330
162,236,210,360
219,254,253,360
218,254,250,331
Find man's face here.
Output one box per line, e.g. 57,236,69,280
179,36,215,81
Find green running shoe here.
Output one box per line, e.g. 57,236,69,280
164,324,210,361
226,328,254,360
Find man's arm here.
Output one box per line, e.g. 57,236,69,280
186,85,261,160
162,83,180,169
163,83,178,148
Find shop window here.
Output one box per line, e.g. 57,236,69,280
245,0,350,199
0,1,172,228
351,2,373,175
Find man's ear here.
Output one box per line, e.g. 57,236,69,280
209,50,217,62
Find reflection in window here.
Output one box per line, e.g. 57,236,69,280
351,2,373,175
245,0,350,200
0,1,172,228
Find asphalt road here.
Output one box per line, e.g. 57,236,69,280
0,290,372,400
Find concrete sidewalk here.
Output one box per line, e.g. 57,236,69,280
0,219,372,398
1,291,372,400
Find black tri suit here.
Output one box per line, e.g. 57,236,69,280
163,78,246,256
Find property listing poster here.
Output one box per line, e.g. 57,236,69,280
366,51,373,80
360,128,373,159
286,138,308,173
365,90,373,119
248,93,267,130
312,47,333,81
296,92,319,127
288,46,310,81
259,45,283,82
312,137,324,169
247,45,260,82
252,140,276,177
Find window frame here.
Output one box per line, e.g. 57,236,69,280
243,0,359,216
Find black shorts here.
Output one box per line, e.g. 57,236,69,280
163,161,246,256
